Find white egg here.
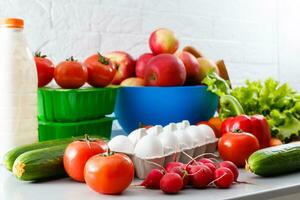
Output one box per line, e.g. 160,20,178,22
108,135,134,154
147,125,163,136
197,124,217,142
185,125,207,147
163,123,178,132
134,135,164,158
176,120,190,130
128,128,147,147
174,129,193,150
159,130,180,154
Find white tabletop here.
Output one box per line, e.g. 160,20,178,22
1,166,300,200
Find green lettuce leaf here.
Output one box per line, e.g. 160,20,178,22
202,72,300,142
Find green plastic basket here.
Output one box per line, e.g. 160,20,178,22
38,117,114,141
38,87,117,122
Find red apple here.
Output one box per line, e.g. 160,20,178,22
149,28,179,55
144,54,186,86
135,53,154,78
105,51,135,85
120,77,145,87
177,51,201,85
197,57,219,81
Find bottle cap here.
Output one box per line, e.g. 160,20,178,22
0,18,24,28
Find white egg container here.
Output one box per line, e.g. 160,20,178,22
108,121,218,179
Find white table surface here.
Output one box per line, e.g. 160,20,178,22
1,165,300,200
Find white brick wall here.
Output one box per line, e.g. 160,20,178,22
0,0,299,91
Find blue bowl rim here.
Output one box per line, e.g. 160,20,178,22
119,85,208,89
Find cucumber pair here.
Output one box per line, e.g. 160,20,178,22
3,136,106,181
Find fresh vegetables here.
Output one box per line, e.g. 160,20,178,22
12,144,67,181
83,53,116,87
3,137,86,171
159,173,183,194
188,164,213,188
84,151,134,195
141,169,165,189
247,142,300,177
63,135,107,182
54,56,88,89
221,115,271,148
140,157,240,194
218,131,260,167
213,167,234,189
169,166,189,188
34,51,54,87
203,72,300,142
219,161,239,181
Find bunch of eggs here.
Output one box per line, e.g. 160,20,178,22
108,120,218,179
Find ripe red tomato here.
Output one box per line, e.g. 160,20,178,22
218,132,260,167
34,52,54,87
63,136,107,182
54,57,88,89
84,53,116,87
84,152,134,195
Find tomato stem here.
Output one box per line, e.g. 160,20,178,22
97,52,109,65
34,51,47,58
66,56,77,62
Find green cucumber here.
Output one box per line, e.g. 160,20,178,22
12,144,67,181
247,142,300,176
3,135,106,171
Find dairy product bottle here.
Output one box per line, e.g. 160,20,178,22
0,18,37,160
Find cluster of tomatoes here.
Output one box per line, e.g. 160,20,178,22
63,135,134,195
141,158,239,194
35,52,116,89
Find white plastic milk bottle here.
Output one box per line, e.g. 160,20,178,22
0,18,38,160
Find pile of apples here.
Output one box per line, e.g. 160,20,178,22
119,28,224,87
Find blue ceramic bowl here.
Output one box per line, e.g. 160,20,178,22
114,86,218,134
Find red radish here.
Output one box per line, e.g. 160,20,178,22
169,166,189,188
203,162,217,173
219,161,239,181
197,158,216,166
165,162,183,172
141,169,164,189
214,167,234,189
160,173,183,194
188,165,213,188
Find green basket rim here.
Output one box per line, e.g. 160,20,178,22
38,86,118,92
38,117,115,125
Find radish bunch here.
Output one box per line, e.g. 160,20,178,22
140,159,239,194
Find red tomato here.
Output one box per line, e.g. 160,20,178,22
84,53,116,87
218,132,260,167
34,52,54,87
54,56,88,89
84,152,134,195
63,136,107,182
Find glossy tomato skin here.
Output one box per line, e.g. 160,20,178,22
63,139,107,182
84,54,116,87
34,57,54,87
218,132,260,167
54,60,88,89
84,153,134,195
